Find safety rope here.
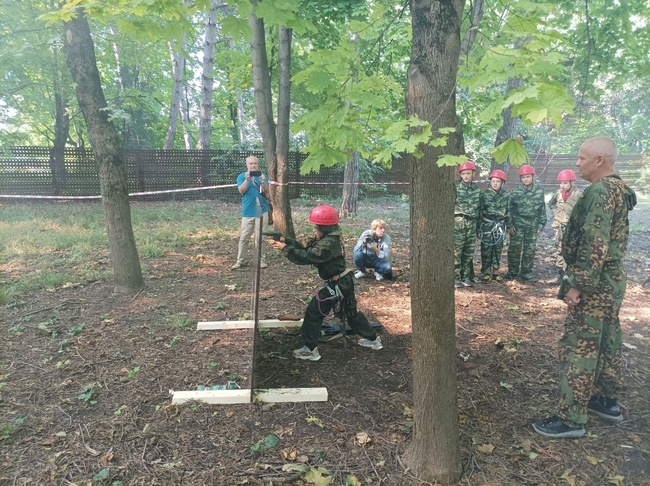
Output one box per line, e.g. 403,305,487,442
479,219,506,247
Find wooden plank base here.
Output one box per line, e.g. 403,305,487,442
171,387,328,404
197,319,303,330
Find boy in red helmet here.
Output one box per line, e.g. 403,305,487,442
454,161,481,288
506,164,547,281
478,169,509,283
547,170,582,285
268,205,382,361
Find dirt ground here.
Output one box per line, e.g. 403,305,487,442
1,199,649,486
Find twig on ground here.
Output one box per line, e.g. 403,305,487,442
362,445,381,484
21,300,76,318
131,289,144,302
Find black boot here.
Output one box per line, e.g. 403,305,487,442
548,269,564,285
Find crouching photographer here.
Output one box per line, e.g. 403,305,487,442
353,219,393,281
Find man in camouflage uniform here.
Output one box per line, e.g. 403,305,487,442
454,161,481,288
269,205,382,361
478,170,509,283
533,137,637,438
547,169,583,284
506,164,546,280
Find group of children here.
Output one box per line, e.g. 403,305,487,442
454,160,580,288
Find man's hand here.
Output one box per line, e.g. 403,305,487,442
565,287,582,307
509,226,516,235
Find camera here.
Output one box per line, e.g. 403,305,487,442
364,234,375,244
249,170,262,177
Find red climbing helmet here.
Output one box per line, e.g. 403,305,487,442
308,205,339,225
489,169,507,181
518,164,535,176
458,161,476,173
557,169,577,181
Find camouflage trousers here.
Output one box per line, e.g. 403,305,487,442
558,261,626,426
454,216,477,280
553,224,566,271
479,220,506,274
507,220,538,279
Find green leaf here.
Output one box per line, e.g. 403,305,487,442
93,468,110,481
437,155,468,167
491,139,529,165
304,466,333,486
263,434,280,448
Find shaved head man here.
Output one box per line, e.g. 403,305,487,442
533,137,637,438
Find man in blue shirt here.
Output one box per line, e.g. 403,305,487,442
231,156,270,269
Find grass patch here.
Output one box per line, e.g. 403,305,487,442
0,201,231,299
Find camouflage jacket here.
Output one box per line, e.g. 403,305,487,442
548,187,582,227
507,183,546,230
455,182,481,218
479,188,509,222
562,175,637,293
282,227,346,280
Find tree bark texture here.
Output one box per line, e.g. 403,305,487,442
273,25,296,237
340,151,360,218
248,4,276,165
63,11,144,292
197,0,219,151
50,91,69,195
459,0,484,61
181,86,192,149
164,37,186,150
403,0,465,483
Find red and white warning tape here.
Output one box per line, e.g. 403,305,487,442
0,180,409,200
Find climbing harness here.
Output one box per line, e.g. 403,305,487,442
479,219,506,247
314,269,351,318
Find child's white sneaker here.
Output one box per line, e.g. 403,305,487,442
358,336,383,350
292,345,321,361
354,270,366,279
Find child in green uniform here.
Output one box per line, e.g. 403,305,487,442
506,164,546,281
268,205,382,361
478,169,509,283
454,161,481,288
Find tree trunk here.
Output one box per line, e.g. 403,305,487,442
403,0,464,483
181,85,192,149
492,76,523,171
248,4,276,167
50,91,69,195
459,0,484,61
272,25,296,237
164,36,186,150
340,151,360,218
63,10,144,293
197,0,219,151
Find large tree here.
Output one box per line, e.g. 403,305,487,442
402,0,465,483
247,1,301,237
63,9,144,292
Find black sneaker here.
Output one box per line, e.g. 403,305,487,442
532,416,585,438
588,395,623,422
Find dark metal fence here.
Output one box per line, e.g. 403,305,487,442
0,147,646,200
